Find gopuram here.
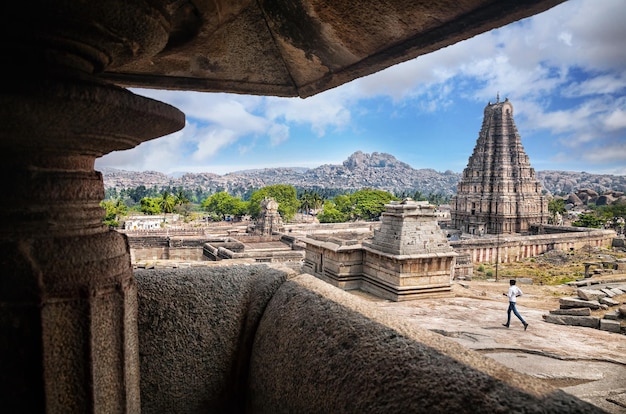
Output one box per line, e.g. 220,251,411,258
451,97,549,235
302,199,458,301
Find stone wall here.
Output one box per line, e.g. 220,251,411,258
302,238,365,290
129,236,218,262
451,228,616,264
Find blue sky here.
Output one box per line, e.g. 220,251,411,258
97,0,626,176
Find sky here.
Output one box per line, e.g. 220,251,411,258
96,0,626,177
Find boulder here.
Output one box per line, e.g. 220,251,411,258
619,306,626,318
566,193,582,206
596,194,616,206
576,188,599,204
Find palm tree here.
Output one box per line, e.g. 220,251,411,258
175,190,190,207
311,192,324,214
174,190,191,221
158,190,176,225
299,191,313,215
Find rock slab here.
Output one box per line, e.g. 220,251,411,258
542,314,600,328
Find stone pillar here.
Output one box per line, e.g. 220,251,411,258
0,1,184,412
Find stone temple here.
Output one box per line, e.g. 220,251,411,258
451,97,549,235
303,200,457,301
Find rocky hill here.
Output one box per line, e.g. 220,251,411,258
101,151,626,198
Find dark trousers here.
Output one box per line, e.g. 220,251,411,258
506,302,526,326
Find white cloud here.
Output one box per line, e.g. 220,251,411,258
264,89,352,137
604,109,626,131
191,128,239,161
268,123,290,146
563,74,626,98
582,142,626,164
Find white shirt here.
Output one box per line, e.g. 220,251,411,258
507,285,523,303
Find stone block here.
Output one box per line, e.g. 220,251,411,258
619,306,626,318
600,288,616,298
599,319,622,333
599,297,620,307
603,311,620,320
542,314,600,328
549,308,591,316
576,288,606,301
559,297,602,310
611,288,625,296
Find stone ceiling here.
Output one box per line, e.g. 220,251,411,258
101,0,566,97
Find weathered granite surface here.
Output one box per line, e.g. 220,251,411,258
135,265,603,413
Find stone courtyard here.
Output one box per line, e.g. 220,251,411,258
353,276,626,413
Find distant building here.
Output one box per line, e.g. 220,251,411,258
451,97,548,235
123,214,179,230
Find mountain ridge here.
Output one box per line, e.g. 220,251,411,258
101,151,626,197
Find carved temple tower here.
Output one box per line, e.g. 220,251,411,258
451,97,548,235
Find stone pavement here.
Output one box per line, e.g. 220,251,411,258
352,281,626,414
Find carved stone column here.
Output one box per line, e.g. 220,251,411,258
0,1,184,412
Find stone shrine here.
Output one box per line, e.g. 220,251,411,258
451,97,549,235
249,197,285,236
303,199,457,300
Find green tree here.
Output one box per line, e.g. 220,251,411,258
248,185,298,221
548,198,566,215
175,190,190,207
572,213,605,228
298,190,324,215
159,190,177,214
100,199,127,228
350,189,398,221
548,198,567,225
139,197,161,215
412,190,427,201
317,200,349,223
202,191,248,220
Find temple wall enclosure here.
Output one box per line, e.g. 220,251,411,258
450,225,616,264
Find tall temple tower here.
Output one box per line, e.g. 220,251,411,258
451,97,548,235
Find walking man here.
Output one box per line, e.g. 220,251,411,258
503,279,528,330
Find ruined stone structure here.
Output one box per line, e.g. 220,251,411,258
2,1,595,413
303,200,458,300
250,197,285,236
451,226,616,265
451,97,549,235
